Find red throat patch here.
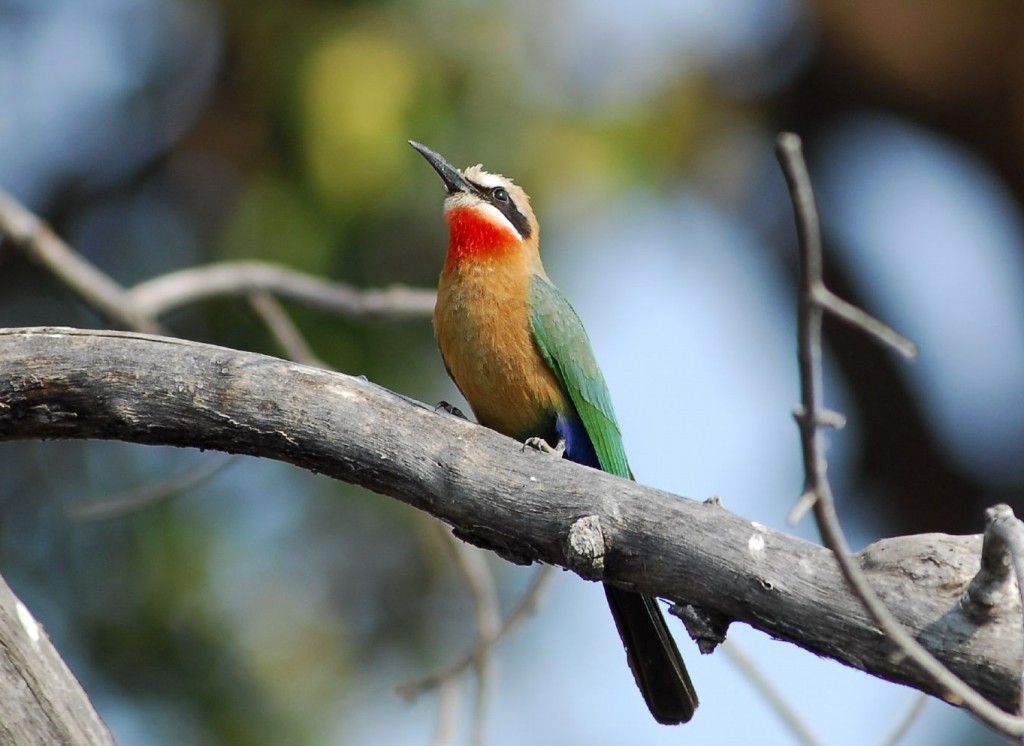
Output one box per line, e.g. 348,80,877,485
445,207,519,266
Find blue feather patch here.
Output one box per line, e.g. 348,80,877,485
556,414,600,469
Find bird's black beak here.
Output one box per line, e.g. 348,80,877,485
409,141,473,195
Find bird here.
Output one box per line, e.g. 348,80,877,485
410,140,698,725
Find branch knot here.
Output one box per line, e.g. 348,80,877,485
963,504,1024,618
564,515,606,581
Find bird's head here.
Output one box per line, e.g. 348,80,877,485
410,141,540,269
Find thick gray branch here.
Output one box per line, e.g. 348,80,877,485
0,327,1020,714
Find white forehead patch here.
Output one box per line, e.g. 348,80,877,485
443,192,519,239
463,165,514,190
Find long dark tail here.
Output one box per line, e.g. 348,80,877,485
604,586,698,725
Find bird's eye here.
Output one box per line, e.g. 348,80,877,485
491,187,509,202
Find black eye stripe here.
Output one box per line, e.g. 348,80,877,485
468,179,532,239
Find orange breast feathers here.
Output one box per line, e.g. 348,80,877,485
434,253,567,441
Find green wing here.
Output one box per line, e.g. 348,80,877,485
528,274,632,479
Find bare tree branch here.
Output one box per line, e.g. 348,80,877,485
776,131,1024,738
438,528,500,746
247,291,327,367
0,187,434,338
66,455,235,522
127,261,435,320
0,326,1020,719
723,639,824,746
431,679,461,746
0,570,115,746
0,188,160,333
881,694,929,746
398,566,555,700
817,287,918,359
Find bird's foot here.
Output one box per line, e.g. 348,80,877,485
435,401,467,420
523,437,566,458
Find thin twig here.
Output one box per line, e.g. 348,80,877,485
398,565,555,700
248,291,326,367
723,639,824,746
437,529,500,746
127,261,435,320
787,490,818,526
776,131,1024,738
880,694,928,746
818,288,918,359
430,678,461,746
66,456,235,522
0,187,161,333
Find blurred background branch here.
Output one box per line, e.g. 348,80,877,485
127,262,435,321
0,186,435,333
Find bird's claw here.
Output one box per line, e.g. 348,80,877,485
435,401,467,420
523,437,566,458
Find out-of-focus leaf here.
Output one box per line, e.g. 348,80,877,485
301,29,420,213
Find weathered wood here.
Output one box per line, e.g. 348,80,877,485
0,326,1019,715
0,572,115,746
